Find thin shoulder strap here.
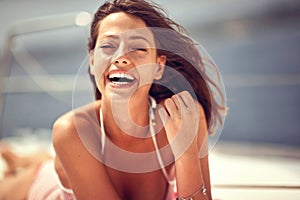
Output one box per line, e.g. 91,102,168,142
149,96,175,185
99,108,105,155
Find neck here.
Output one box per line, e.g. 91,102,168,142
101,94,151,141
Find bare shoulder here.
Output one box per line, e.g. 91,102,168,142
52,110,76,149
51,101,119,199
52,101,101,152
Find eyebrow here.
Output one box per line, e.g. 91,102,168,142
100,34,119,41
128,35,151,44
100,34,151,44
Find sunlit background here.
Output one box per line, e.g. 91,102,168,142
1,0,299,145
0,0,300,199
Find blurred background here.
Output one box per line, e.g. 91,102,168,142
1,0,300,199
1,0,299,146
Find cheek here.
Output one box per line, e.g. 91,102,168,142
93,52,112,81
132,51,156,68
135,52,158,82
136,63,158,86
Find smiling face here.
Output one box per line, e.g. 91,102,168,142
89,12,166,100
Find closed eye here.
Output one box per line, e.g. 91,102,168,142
100,45,115,49
131,47,148,52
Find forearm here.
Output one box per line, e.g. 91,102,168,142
160,93,212,199
175,153,211,200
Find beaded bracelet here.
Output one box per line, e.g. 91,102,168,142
176,184,207,200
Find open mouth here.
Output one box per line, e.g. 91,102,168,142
107,72,135,86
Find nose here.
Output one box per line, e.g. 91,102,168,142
114,56,131,67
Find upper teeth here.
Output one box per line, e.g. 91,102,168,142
108,73,135,85
108,73,134,80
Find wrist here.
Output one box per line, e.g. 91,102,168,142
175,152,200,169
176,157,200,169
177,143,199,160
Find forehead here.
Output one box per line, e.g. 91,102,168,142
97,12,154,43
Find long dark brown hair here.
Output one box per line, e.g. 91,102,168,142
87,0,226,133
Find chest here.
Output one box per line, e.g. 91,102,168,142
106,167,169,200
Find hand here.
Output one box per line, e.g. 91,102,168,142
158,91,200,159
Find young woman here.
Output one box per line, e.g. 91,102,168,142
0,0,226,199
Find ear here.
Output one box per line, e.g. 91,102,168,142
89,50,95,75
154,55,166,80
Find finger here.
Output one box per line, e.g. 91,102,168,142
158,107,168,124
178,91,197,111
164,98,179,119
171,95,181,111
172,94,188,119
